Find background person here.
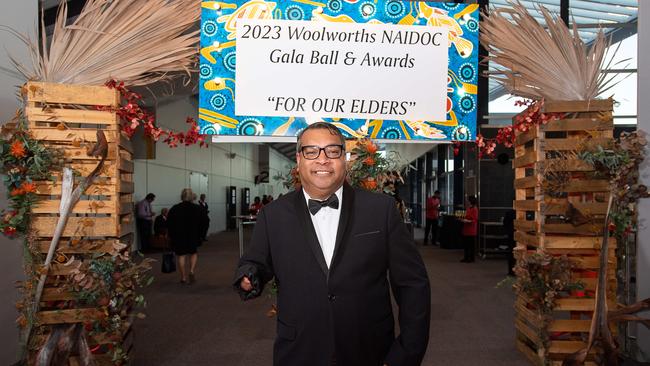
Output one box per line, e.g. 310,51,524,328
168,188,202,284
136,193,156,252
460,195,479,263
198,193,210,241
424,190,441,246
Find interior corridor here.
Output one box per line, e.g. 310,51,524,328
132,228,527,366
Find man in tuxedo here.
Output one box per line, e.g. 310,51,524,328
234,122,430,366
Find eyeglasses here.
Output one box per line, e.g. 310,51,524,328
300,144,345,160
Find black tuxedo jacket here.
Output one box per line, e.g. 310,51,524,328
234,184,430,366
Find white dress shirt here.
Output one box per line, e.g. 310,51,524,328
303,186,343,268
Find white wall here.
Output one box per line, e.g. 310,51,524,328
0,1,38,364
133,96,294,237
636,1,650,361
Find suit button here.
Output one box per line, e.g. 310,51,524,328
328,294,336,301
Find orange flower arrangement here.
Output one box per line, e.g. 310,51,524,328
365,140,378,154
348,138,401,194
361,178,377,190
20,181,37,194
10,187,24,197
363,156,375,166
10,140,27,158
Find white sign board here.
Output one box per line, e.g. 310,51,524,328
235,19,448,121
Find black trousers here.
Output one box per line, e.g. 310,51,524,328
424,218,438,245
463,235,475,261
136,218,152,251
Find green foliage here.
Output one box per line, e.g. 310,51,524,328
0,111,64,237
578,131,649,239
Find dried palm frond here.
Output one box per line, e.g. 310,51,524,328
480,1,624,101
4,0,199,87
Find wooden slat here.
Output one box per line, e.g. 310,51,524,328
514,200,539,211
43,144,118,161
119,180,135,194
26,106,118,126
120,222,135,236
514,220,537,232
541,118,613,132
120,202,134,215
119,157,134,173
543,137,612,151
571,256,605,269
32,216,118,237
515,176,537,189
50,161,118,178
564,180,610,193
542,99,613,113
36,308,105,324
514,150,537,168
516,339,543,366
547,319,591,333
516,317,542,346
542,202,609,216
30,129,119,143
119,133,134,154
542,223,602,235
515,300,541,322
32,199,117,214
26,82,118,107
515,128,537,146
34,180,117,195
35,239,118,254
544,236,615,250
515,231,540,247
42,287,75,302
539,159,594,172
555,298,595,311
548,340,599,355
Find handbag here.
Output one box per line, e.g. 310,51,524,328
161,252,176,273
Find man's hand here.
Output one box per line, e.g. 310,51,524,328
240,276,253,292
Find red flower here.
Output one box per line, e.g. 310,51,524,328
608,222,616,233
3,226,17,237
10,187,23,196
363,157,375,166
10,140,27,158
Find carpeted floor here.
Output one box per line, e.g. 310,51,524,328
131,228,528,366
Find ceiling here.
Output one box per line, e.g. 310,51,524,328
487,0,638,95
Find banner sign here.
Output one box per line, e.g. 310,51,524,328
199,1,479,142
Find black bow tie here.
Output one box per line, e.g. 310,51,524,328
308,195,339,215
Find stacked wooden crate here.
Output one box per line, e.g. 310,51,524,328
512,99,617,366
25,82,134,365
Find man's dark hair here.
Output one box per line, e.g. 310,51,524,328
145,193,156,201
434,190,440,195
296,122,346,154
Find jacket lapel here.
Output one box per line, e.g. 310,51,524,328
294,190,329,278
330,183,354,271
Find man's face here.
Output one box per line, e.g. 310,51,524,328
296,128,346,200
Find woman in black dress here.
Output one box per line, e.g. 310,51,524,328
167,188,202,284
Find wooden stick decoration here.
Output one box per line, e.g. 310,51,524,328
24,130,108,358
36,323,95,366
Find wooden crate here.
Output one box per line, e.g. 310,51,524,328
25,82,135,365
512,99,617,365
